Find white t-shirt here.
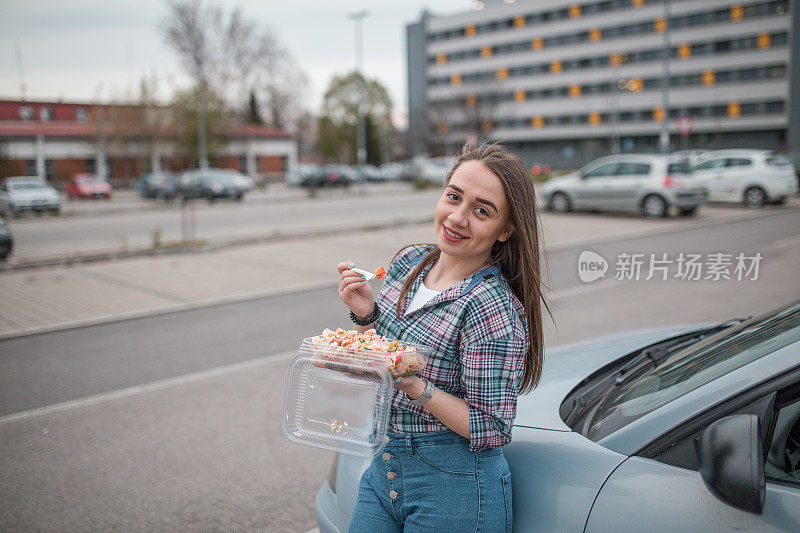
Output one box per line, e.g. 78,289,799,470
404,281,442,317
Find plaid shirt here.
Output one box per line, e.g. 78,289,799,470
375,245,528,451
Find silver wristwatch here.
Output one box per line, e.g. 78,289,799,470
407,378,435,407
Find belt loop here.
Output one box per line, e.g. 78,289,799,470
405,434,413,455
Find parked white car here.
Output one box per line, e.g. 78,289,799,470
542,154,708,218
419,157,456,184
693,150,798,208
0,176,61,217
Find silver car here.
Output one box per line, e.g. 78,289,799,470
315,299,800,532
0,176,61,217
542,154,708,218
693,149,798,208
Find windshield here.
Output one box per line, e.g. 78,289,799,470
10,181,47,190
586,300,800,441
667,160,692,175
77,176,102,183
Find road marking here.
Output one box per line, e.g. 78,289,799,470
0,350,297,425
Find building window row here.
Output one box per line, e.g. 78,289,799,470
431,63,786,107
428,31,788,87
428,0,657,42
428,0,787,65
427,0,785,44
17,105,89,122
438,100,784,134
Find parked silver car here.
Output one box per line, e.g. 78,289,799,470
542,154,708,218
0,176,60,217
693,149,798,208
316,299,800,532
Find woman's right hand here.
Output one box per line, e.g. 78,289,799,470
337,261,375,318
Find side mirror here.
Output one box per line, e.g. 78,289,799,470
697,414,765,514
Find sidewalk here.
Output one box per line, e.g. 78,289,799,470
1,200,796,339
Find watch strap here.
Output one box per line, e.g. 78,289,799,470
408,378,435,407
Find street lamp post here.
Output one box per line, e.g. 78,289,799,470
349,9,369,195
659,0,672,153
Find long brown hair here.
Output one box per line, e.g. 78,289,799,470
394,143,551,392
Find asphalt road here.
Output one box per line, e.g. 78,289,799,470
5,183,443,261
1,208,799,531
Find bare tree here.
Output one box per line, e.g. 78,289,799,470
161,0,307,131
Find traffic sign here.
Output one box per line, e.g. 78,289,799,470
675,116,694,137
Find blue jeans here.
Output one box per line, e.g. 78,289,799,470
348,430,513,532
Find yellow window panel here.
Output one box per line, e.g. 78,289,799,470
532,38,544,50
438,123,448,135
481,120,492,132
465,25,476,37
702,70,716,86
513,15,525,28
610,53,621,67
731,5,744,21
569,5,581,18
633,0,645,7
678,43,691,59
728,101,741,118
629,78,644,92
466,95,477,108
655,17,667,33
589,28,602,42
758,33,771,49
514,89,526,102
589,111,601,125
497,67,509,80
481,45,493,58
436,53,447,65
531,116,544,129
569,84,582,98
653,107,664,122
550,60,562,74
451,74,462,86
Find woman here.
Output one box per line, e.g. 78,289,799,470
337,144,548,532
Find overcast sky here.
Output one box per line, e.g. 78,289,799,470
0,0,471,125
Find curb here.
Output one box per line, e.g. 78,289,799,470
0,215,434,273
0,280,338,341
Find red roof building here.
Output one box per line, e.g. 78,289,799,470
0,99,297,183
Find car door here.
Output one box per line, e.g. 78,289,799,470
585,376,800,532
724,156,757,200
693,157,727,201
606,162,652,210
0,181,9,211
574,163,619,209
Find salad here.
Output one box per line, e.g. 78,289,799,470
305,328,427,377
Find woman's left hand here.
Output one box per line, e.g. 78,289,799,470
393,374,425,398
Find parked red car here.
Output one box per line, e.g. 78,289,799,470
66,174,112,199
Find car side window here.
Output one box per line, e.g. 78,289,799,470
726,158,753,167
615,163,651,176
695,159,725,171
583,163,618,179
765,385,800,487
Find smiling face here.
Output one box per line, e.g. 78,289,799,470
434,159,513,264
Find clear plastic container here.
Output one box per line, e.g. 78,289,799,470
300,336,430,378
281,355,393,457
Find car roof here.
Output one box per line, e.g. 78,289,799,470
5,176,45,182
697,149,770,158
598,340,800,456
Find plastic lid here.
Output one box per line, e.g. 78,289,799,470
281,355,393,457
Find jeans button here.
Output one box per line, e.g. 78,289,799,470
389,490,398,500
382,452,391,461
387,471,396,480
